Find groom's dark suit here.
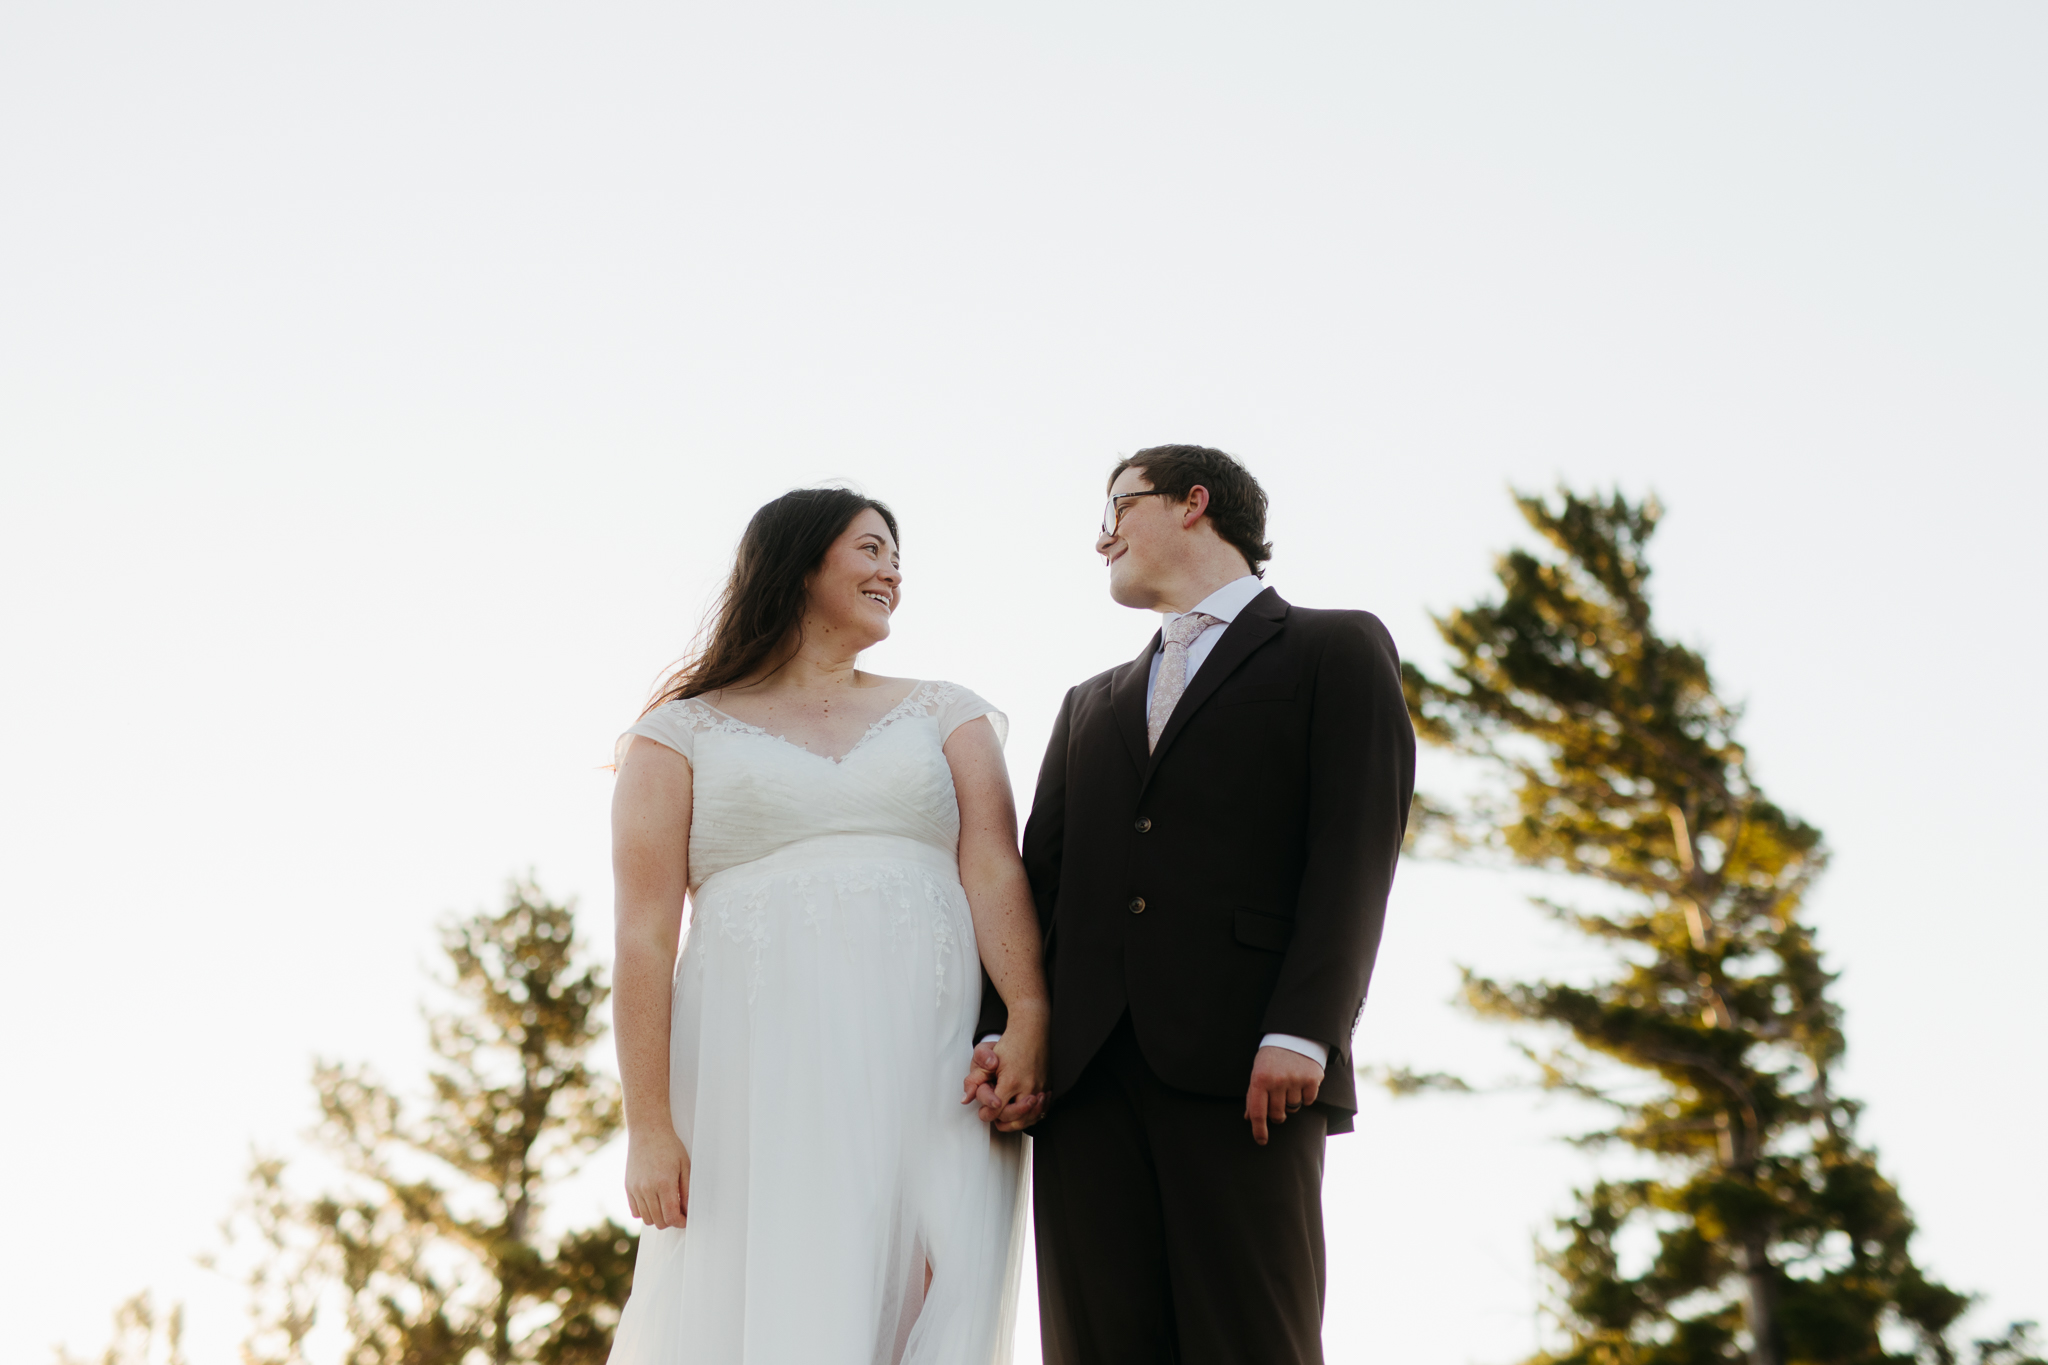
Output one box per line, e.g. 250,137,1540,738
978,586,1414,1365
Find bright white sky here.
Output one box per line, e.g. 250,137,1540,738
4,4,2043,1362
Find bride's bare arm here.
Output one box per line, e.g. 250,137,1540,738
944,716,1050,1132
612,735,694,1228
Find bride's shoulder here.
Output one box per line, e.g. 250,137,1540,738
646,693,750,734
902,678,977,705
911,680,1008,746
616,694,723,769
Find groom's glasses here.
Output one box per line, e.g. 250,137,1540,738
1101,490,1174,536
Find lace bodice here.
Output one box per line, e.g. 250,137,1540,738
618,680,1007,889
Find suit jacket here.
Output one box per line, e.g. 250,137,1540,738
977,587,1415,1134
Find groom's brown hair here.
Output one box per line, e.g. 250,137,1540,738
1109,444,1273,577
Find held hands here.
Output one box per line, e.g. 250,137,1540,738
624,1125,692,1230
1244,1045,1323,1146
960,1004,1050,1132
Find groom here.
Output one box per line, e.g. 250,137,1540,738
974,444,1415,1364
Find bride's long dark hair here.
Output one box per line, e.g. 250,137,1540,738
643,487,900,715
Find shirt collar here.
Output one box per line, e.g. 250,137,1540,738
1161,574,1266,631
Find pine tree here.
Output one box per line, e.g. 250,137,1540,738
55,1293,188,1365
223,879,634,1365
1401,489,2036,1365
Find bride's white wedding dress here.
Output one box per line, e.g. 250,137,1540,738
607,681,1026,1365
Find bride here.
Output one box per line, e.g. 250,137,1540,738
605,487,1050,1364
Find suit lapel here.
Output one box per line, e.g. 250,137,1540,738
1110,629,1159,776
1144,587,1287,782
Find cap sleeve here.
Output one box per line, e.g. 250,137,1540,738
615,700,697,769
932,682,1008,750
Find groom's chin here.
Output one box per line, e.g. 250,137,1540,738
1105,568,1151,610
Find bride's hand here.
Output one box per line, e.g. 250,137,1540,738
961,1040,1002,1107
625,1125,692,1229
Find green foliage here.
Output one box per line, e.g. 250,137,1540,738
1360,1063,1475,1096
222,879,631,1365
1972,1324,2045,1365
55,1294,187,1365
1403,489,2026,1365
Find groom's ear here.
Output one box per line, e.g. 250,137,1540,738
1181,485,1212,528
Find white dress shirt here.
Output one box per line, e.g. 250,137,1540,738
983,576,1329,1073
1142,572,1270,713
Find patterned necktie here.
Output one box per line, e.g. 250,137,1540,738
1147,612,1222,751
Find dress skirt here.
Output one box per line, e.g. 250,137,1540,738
607,833,1027,1365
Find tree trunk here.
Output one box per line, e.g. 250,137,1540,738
1740,1231,1781,1365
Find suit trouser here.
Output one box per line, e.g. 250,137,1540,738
1032,1013,1327,1365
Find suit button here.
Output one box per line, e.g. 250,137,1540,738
1134,816,1152,833
1129,896,1147,914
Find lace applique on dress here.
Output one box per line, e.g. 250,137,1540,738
628,678,1005,1004
923,873,957,1006
698,860,961,1006
616,695,762,767
667,696,768,739
807,680,958,764
651,683,956,765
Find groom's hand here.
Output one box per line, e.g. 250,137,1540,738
1245,1045,1324,1146
962,1037,1048,1131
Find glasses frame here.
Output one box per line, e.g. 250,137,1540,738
1101,489,1175,536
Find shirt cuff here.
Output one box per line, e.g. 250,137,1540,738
978,1034,1002,1045
1260,1032,1328,1068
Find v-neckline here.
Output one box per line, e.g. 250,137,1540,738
691,681,931,765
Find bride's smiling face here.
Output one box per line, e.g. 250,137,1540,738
805,509,902,650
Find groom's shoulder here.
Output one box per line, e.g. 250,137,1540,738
1055,652,1141,721
1281,598,1394,640
1070,661,1125,702
1279,600,1402,665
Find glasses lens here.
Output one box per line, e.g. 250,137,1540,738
1102,497,1118,534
